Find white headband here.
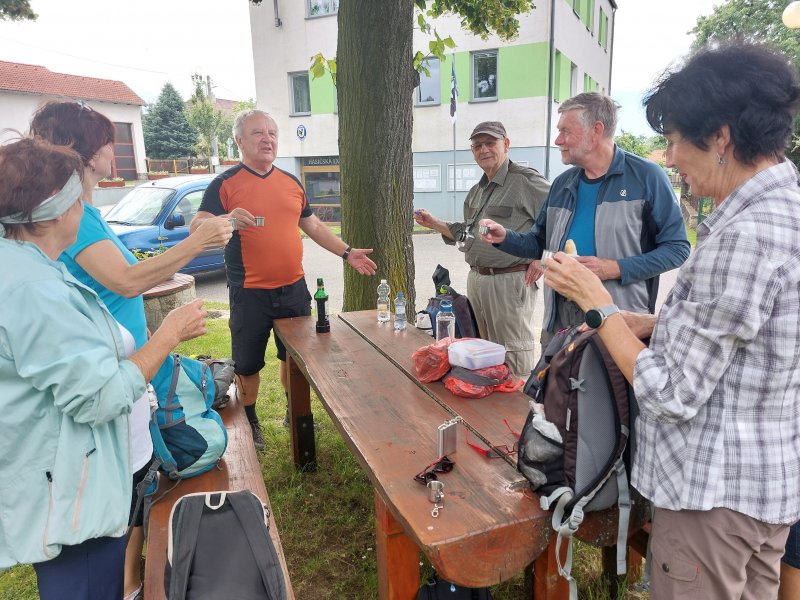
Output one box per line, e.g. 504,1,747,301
0,170,82,238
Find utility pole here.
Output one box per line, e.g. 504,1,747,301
206,75,219,169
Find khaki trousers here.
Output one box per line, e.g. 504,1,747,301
650,506,790,600
466,269,537,377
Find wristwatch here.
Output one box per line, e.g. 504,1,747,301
341,245,352,260
584,304,620,329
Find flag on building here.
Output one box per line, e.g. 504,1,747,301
450,59,458,124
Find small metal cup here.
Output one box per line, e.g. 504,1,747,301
540,249,555,269
427,480,445,504
254,216,265,227
228,217,238,231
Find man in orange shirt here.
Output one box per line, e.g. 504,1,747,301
192,109,376,449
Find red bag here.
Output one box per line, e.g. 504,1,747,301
442,364,524,399
412,337,459,383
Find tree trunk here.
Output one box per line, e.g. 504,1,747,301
338,0,417,313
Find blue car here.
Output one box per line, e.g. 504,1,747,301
104,175,225,274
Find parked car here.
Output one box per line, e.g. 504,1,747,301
103,175,224,274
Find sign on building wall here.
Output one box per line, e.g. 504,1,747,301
413,165,441,192
302,156,340,166
447,164,482,192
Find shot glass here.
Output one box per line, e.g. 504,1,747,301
427,480,445,504
540,249,555,269
228,217,238,231
254,216,265,227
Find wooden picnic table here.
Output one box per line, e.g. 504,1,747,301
274,310,648,599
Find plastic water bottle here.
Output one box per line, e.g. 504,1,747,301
393,291,407,331
377,279,390,323
435,300,456,341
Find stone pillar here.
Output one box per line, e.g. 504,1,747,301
143,273,196,332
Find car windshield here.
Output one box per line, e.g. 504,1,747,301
105,187,175,226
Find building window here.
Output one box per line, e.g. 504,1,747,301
472,51,497,101
599,9,608,50
570,63,578,97
554,51,575,103
416,58,441,105
290,72,311,115
307,0,338,17
112,122,136,180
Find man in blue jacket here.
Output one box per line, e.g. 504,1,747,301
480,92,690,348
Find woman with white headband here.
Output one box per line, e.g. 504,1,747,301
0,137,209,600
30,101,233,600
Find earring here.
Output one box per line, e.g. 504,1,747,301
717,154,726,166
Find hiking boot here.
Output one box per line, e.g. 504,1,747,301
249,420,266,450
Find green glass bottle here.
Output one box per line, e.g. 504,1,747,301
314,277,330,333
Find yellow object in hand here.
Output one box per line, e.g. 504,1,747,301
564,239,578,256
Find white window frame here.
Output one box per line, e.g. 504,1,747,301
289,72,311,116
307,0,338,18
416,58,441,106
470,50,498,102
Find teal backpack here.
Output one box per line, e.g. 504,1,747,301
149,354,228,480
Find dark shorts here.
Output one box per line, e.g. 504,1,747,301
129,461,151,528
784,521,800,569
229,279,311,375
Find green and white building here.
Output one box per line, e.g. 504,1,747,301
249,0,616,221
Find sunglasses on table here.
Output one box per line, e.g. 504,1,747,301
413,455,455,484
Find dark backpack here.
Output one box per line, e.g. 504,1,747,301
192,356,236,410
518,327,632,598
416,576,493,600
165,490,288,600
424,286,480,339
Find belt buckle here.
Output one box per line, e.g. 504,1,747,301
487,267,495,275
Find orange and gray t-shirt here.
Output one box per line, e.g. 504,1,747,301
200,164,313,289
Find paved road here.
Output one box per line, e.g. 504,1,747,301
194,233,679,355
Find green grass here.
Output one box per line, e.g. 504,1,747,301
0,309,648,600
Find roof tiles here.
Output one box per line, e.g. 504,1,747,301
0,60,145,106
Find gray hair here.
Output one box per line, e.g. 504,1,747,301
558,92,620,138
232,109,276,140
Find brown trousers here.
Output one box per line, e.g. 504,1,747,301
650,506,790,600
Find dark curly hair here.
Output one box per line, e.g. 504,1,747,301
644,42,800,165
29,101,115,165
0,137,84,238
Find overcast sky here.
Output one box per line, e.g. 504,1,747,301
0,0,720,136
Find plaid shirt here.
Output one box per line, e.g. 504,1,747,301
633,160,800,524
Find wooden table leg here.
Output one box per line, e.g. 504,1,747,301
287,354,316,471
374,491,419,600
532,536,569,599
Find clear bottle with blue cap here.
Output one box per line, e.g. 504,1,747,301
435,300,456,340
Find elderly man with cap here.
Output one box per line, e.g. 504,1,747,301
414,121,550,376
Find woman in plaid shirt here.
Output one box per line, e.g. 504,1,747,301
543,42,800,599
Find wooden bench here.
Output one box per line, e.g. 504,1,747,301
143,387,295,599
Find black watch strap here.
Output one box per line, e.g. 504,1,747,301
341,245,352,260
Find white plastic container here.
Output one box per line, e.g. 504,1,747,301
447,339,506,370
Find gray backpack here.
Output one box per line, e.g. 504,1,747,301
519,327,632,600
165,490,287,600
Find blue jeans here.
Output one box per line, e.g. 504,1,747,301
34,535,126,600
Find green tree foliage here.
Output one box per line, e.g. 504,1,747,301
615,130,653,158
143,83,197,159
691,0,800,71
186,99,228,158
0,0,36,21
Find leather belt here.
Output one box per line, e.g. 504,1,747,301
472,264,529,276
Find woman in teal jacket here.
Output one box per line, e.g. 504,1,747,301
0,138,208,600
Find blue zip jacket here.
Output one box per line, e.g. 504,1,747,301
498,147,690,332
0,239,146,568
